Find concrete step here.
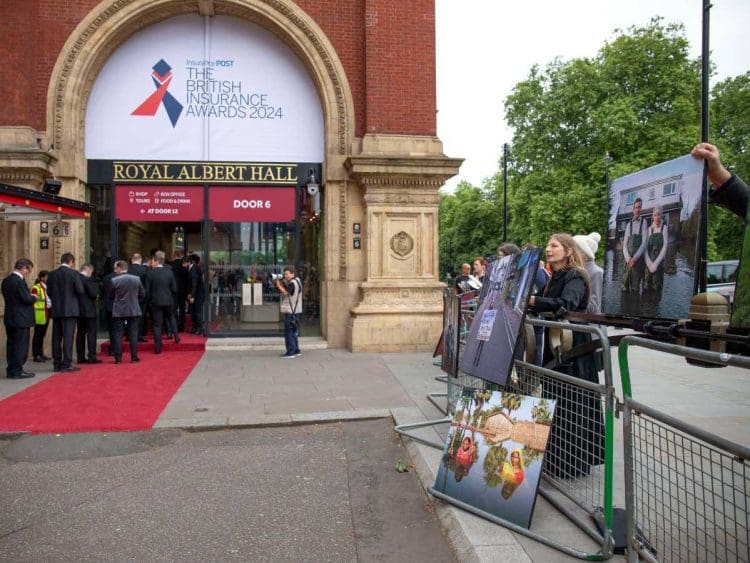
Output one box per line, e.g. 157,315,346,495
205,336,328,351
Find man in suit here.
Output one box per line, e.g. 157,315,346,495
108,260,145,364
102,270,116,356
145,250,179,354
2,258,40,379
76,263,101,364
128,253,149,342
170,250,188,333
46,252,84,372
187,253,205,335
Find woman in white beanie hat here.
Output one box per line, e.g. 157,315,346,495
573,232,603,314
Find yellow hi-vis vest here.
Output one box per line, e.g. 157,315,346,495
32,283,47,325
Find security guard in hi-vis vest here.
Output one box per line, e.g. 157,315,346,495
30,270,52,363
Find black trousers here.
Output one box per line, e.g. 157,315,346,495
5,324,30,376
151,305,177,353
174,293,186,332
32,321,49,358
76,316,98,361
190,297,204,332
111,316,140,360
52,317,77,370
105,310,114,354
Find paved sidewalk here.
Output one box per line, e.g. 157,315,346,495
2,336,748,561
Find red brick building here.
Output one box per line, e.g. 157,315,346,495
0,0,460,353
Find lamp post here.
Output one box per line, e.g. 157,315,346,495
603,152,613,193
502,143,508,242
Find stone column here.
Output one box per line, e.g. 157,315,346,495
345,134,461,352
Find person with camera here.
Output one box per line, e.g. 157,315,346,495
275,266,302,358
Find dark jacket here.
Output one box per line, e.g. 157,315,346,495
2,272,37,328
102,272,116,313
188,264,204,303
145,266,177,307
170,258,188,295
47,264,84,318
533,268,589,316
108,273,145,318
710,173,749,222
78,274,98,318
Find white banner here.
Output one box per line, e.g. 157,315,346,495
85,15,324,162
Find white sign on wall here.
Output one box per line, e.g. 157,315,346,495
85,15,324,162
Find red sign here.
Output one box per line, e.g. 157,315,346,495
115,185,204,221
208,187,296,222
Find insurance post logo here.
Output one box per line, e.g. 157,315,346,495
132,59,184,127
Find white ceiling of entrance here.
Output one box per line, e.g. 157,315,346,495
85,14,324,162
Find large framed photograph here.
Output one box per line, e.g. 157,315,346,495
441,293,461,376
459,248,540,386
433,388,556,529
603,154,704,320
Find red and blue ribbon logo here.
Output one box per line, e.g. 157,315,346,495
132,59,183,127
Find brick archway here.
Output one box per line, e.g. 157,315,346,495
46,0,354,171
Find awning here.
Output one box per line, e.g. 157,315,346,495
0,182,95,221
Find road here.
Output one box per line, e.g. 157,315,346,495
0,419,455,562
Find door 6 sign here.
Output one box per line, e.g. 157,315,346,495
52,222,71,237
208,187,295,222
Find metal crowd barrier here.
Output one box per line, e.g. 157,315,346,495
434,318,616,560
618,337,750,563
394,290,478,447
401,303,618,559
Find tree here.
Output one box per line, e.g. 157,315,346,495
439,181,503,276
706,72,750,261
502,19,701,251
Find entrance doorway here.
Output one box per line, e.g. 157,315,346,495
101,203,321,338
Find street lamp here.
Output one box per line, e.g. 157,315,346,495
502,143,509,241
603,152,613,193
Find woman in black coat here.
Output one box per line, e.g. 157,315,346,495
529,233,604,478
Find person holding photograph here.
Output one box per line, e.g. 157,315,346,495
691,143,748,222
644,206,669,292
622,197,648,292
529,234,604,478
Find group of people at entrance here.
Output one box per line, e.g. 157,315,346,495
2,249,207,378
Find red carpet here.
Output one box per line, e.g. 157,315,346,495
0,335,205,434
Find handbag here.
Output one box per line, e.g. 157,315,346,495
286,277,302,336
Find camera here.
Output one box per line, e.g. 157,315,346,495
306,183,319,196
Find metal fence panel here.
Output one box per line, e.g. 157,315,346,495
619,337,750,563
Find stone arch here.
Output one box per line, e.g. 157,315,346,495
45,0,355,177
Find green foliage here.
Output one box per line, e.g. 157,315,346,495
706,73,750,261
439,181,503,276
503,18,700,250
438,19,748,273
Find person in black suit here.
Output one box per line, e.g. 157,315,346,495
170,250,188,333
46,252,84,372
76,263,101,364
102,270,116,356
108,260,145,364
187,253,205,335
128,253,149,342
2,258,39,379
145,250,179,354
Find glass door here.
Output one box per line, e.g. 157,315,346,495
207,221,296,335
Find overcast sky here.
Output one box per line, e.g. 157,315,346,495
436,0,750,192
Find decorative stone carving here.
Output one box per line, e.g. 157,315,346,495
389,231,413,257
